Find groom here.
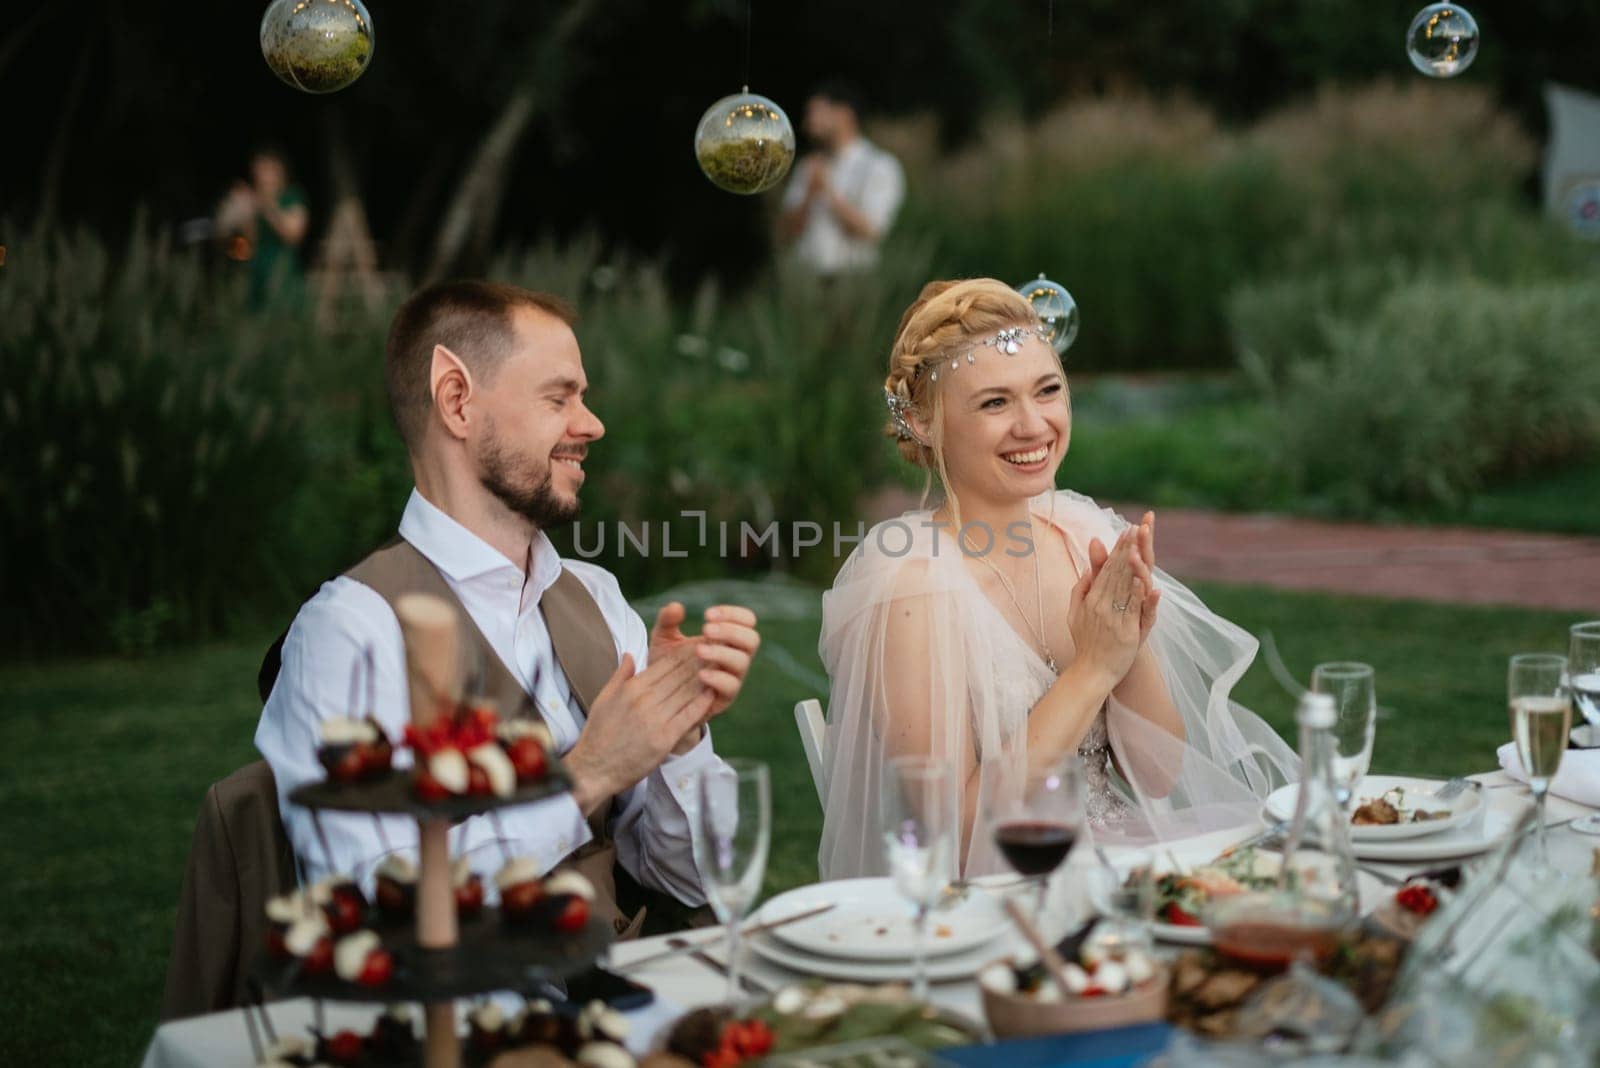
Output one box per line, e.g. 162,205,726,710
255,280,761,935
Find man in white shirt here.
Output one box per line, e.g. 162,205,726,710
778,81,906,276
255,280,760,929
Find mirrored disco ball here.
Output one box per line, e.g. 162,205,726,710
261,0,375,94
694,89,796,195
1406,4,1479,78
1016,274,1080,355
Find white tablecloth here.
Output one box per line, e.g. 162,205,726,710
142,770,1600,1068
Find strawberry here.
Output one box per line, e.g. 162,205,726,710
362,737,393,777
302,936,334,975
324,1028,364,1065
413,767,450,802
506,736,548,781
455,875,485,916
726,1020,774,1058
355,947,394,988
1163,903,1201,927
702,1045,741,1068
330,745,366,784
467,763,492,796
375,876,412,919
326,885,367,934
552,894,590,933
1396,884,1438,916
501,878,544,917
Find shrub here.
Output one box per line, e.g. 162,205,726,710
1244,275,1600,511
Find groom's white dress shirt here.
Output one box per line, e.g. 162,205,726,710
255,489,723,905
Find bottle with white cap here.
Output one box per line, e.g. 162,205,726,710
1276,691,1361,921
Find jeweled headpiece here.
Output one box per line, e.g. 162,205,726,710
918,324,1053,384
884,386,917,441
885,323,1055,441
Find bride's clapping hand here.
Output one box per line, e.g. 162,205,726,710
1067,528,1148,690
1134,511,1161,643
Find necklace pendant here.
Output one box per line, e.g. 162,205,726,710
1046,653,1059,675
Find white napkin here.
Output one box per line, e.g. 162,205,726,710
1496,741,1600,808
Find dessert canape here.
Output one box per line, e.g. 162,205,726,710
453,857,485,918
366,1005,418,1063
578,1000,630,1045
333,929,393,988
284,912,333,975
374,854,417,922
467,742,516,798
317,716,391,783
318,1027,365,1066
468,1002,508,1056
321,876,368,935
546,870,595,933
264,892,303,957
495,856,546,923
578,1041,637,1068
500,719,553,782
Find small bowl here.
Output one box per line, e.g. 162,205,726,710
978,956,1169,1038
1203,891,1350,972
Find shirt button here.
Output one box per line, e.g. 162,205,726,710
677,777,691,791
558,837,570,852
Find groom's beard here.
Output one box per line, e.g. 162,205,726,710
477,422,580,530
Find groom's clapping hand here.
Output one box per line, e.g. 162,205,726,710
650,602,762,742
564,643,714,816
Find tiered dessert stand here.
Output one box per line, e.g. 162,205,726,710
253,593,612,1068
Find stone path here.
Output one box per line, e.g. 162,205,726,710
1113,504,1600,613
860,488,1600,612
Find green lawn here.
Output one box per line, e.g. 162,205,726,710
2,580,1583,1065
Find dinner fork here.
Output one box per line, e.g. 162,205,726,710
1432,777,1471,801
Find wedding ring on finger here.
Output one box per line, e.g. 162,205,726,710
1114,600,1130,612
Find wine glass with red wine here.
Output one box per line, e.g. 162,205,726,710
988,754,1086,924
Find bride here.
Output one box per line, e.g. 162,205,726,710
817,278,1298,877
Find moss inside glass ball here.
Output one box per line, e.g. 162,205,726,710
696,138,793,195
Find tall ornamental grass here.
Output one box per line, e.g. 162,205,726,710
0,223,315,652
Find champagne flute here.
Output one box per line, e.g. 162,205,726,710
881,756,955,1001
1508,653,1570,871
1311,662,1377,809
987,754,1086,927
694,760,771,1003
1567,622,1600,834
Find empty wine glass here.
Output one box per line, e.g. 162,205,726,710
881,756,956,1001
1568,624,1600,835
1508,654,1569,872
986,754,1086,928
1087,846,1155,958
694,760,771,1002
1311,662,1378,809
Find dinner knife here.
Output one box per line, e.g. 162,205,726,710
668,936,773,995
617,903,836,971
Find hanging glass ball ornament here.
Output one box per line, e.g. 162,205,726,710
1406,4,1479,78
694,87,796,195
1016,274,1079,355
260,0,375,95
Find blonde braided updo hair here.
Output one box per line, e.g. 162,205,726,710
884,279,1059,513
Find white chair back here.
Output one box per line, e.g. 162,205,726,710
794,698,827,805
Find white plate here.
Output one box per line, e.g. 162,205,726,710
1347,788,1532,862
748,927,1024,983
1119,834,1392,946
761,878,1009,962
1264,776,1484,842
